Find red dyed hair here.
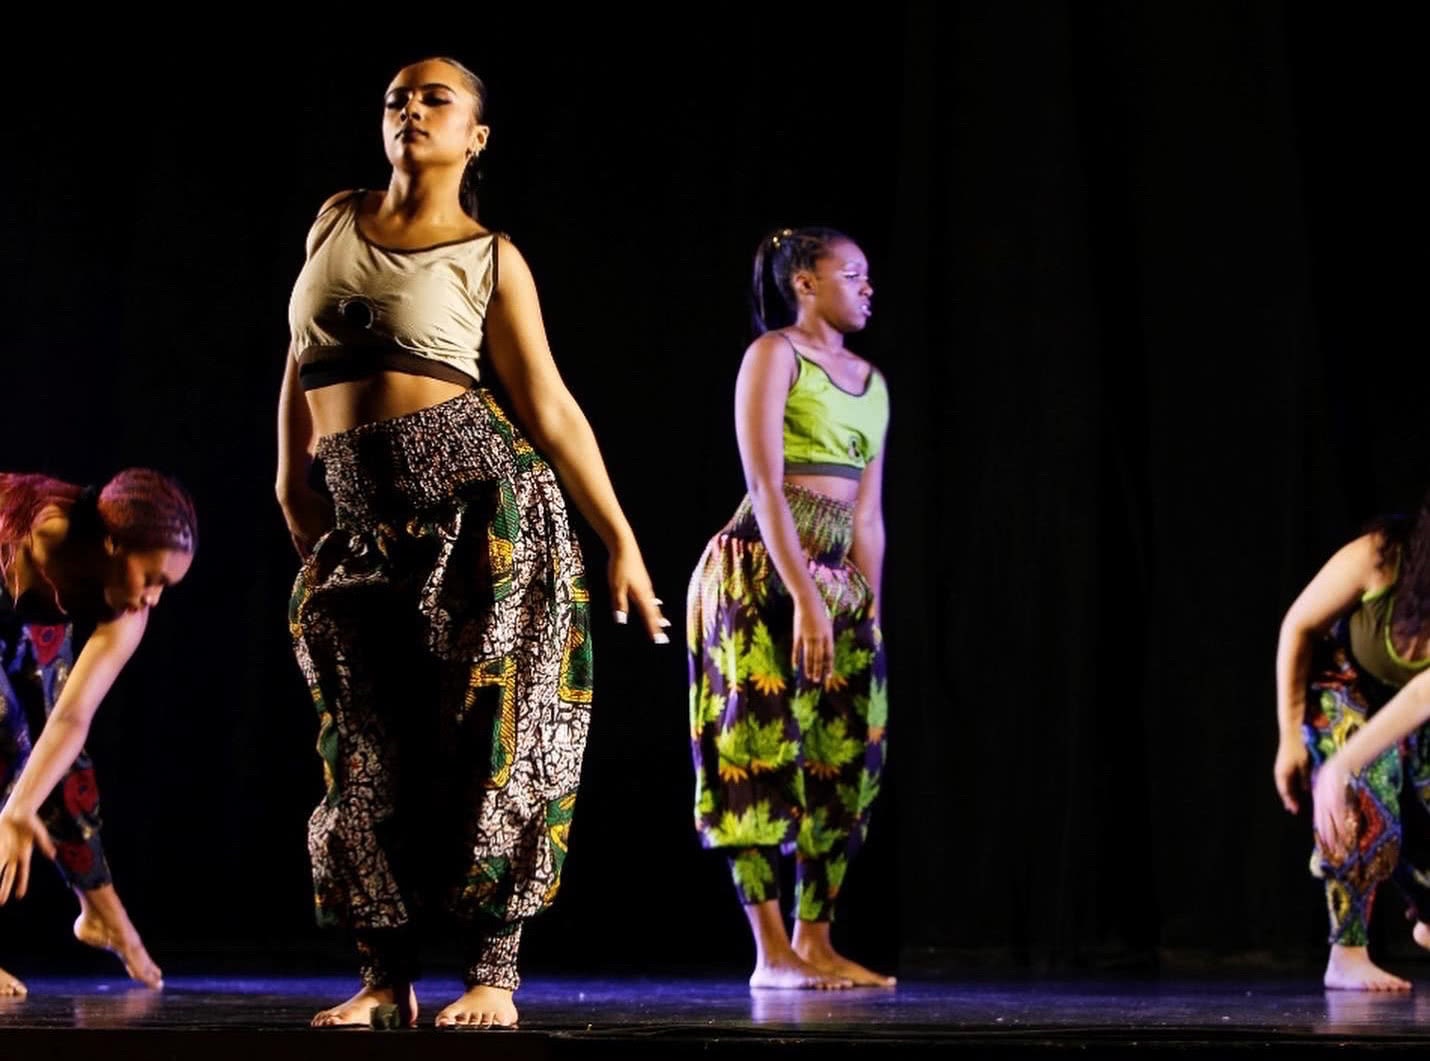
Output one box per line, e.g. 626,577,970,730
0,469,197,584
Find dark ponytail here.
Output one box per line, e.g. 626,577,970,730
749,226,850,336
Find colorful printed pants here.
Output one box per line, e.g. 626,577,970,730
0,603,110,891
290,389,592,990
687,484,887,923
1304,620,1430,945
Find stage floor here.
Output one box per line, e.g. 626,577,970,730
5,973,1430,1057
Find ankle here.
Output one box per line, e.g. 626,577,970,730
1329,944,1369,962
792,925,835,955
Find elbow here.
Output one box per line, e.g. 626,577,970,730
745,473,785,503
1277,614,1317,655
523,400,577,455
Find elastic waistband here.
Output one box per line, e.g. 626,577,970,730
314,389,534,524
726,483,854,562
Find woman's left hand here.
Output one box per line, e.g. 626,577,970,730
1312,756,1356,861
0,807,55,905
607,540,670,644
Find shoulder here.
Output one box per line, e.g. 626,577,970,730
741,330,800,375
867,362,889,400
489,234,533,296
1361,531,1402,592
316,189,364,218
1339,532,1392,593
303,191,362,258
90,604,149,655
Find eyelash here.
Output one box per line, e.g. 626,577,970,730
385,96,451,109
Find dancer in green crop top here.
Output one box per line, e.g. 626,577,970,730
686,226,894,989
1275,488,1430,989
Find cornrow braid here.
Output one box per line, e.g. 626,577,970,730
98,468,198,554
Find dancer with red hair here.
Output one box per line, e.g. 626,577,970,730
0,469,196,995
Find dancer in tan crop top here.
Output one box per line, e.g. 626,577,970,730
276,57,668,1031
1275,488,1430,990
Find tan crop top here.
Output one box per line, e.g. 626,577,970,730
287,192,498,389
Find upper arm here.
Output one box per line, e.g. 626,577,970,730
278,346,316,464
53,609,147,726
1283,533,1386,636
734,335,797,492
482,239,571,425
853,449,885,531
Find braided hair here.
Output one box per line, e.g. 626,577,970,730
0,468,197,591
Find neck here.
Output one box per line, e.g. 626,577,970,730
383,166,468,225
789,315,846,354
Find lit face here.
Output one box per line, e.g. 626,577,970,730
795,240,874,333
382,60,488,173
105,545,193,615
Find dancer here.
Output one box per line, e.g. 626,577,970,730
0,469,197,995
1276,489,1430,989
687,227,895,990
279,57,667,1029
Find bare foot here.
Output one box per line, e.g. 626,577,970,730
0,966,26,997
1414,922,1430,951
1323,945,1412,991
750,952,853,990
793,940,896,988
73,911,163,989
435,985,518,1028
311,983,418,1028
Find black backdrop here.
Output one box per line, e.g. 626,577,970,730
1,3,1423,978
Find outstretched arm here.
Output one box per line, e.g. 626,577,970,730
483,240,666,642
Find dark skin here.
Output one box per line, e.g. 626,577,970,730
732,240,894,990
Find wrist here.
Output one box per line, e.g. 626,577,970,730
792,583,824,609
603,525,639,557
0,802,33,823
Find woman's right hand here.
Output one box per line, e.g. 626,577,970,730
1313,755,1357,861
0,807,55,905
1274,737,1311,814
792,589,835,686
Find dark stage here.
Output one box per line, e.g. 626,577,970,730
7,972,1430,1058
3,2,1428,1058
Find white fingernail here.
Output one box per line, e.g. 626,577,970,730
652,597,664,605
659,618,672,628
614,611,628,624
654,633,670,645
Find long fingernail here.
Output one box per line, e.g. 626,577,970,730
652,597,664,605
614,611,628,624
658,618,672,628
654,633,670,645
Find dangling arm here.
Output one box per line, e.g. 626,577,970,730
0,609,146,902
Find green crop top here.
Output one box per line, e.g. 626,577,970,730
781,341,890,481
